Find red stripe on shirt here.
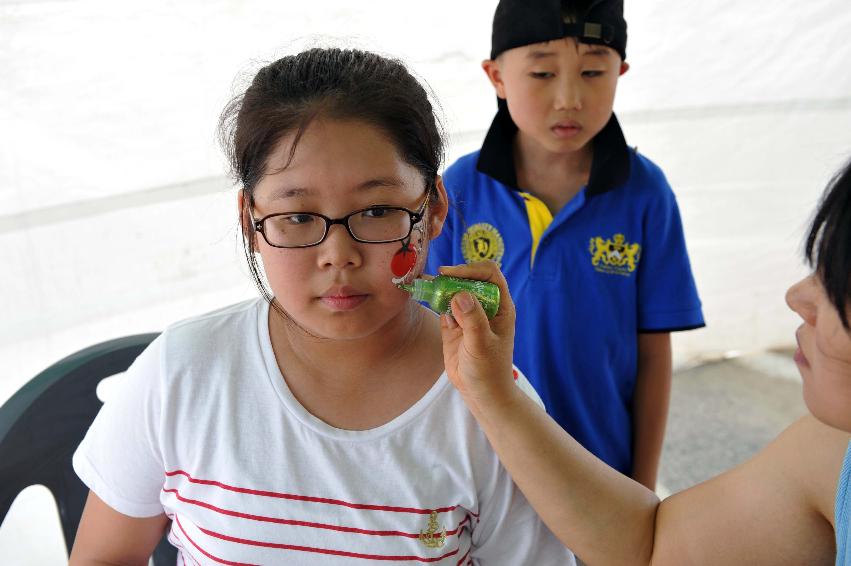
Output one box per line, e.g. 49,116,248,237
196,522,462,562
165,469,478,517
168,517,202,566
175,515,258,566
164,487,473,540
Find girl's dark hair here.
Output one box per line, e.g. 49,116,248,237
217,47,445,305
805,157,851,329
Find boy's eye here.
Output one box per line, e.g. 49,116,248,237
582,70,604,78
529,71,555,79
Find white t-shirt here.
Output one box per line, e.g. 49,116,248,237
73,299,575,565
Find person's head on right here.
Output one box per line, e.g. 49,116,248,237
218,47,449,341
482,0,629,156
786,157,851,431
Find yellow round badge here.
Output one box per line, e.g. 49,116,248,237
461,223,505,266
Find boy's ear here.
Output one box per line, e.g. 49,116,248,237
481,59,507,99
427,177,450,241
619,61,630,76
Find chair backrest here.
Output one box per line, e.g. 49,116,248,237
0,333,176,565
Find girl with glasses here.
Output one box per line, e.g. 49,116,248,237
68,48,575,565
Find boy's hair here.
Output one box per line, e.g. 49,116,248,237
490,0,627,60
806,156,851,328
217,47,445,306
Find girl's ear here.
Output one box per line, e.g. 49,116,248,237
237,189,256,244
428,177,450,241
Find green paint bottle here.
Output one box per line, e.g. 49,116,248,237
398,276,500,319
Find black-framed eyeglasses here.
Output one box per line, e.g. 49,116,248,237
251,195,428,249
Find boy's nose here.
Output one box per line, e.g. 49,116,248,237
553,77,581,111
785,274,818,326
317,224,362,269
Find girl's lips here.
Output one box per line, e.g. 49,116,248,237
320,294,368,311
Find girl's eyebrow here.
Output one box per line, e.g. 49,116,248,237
356,176,405,191
269,186,310,200
269,176,405,200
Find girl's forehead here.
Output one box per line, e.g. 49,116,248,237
256,119,422,200
269,119,403,169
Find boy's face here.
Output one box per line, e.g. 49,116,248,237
483,38,628,156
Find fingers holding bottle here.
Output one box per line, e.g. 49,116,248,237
437,261,518,413
438,261,516,334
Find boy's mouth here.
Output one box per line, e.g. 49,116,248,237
551,120,582,139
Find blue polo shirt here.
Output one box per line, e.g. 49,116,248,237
427,108,704,474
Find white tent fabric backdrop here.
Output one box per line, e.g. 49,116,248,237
1,1,851,564
2,0,851,413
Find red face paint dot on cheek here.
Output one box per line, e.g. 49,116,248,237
391,244,418,277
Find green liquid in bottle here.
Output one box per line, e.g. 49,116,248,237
398,275,500,319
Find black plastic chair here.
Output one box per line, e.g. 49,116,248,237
0,333,176,565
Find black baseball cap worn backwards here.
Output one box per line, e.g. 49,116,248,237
490,0,627,61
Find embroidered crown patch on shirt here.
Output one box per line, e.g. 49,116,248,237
461,222,505,266
589,233,641,276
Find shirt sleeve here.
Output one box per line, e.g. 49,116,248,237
470,454,576,565
512,365,546,409
636,180,705,332
72,334,167,518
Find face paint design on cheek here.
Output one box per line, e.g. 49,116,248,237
390,223,426,285
391,239,417,278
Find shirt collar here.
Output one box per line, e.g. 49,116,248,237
476,100,631,197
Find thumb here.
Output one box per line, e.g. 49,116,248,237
450,291,493,357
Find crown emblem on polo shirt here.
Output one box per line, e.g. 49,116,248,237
419,511,447,549
589,233,641,276
462,223,505,267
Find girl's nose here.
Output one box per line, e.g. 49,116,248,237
785,274,818,326
316,224,363,269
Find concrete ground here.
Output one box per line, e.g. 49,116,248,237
0,352,808,565
659,349,807,496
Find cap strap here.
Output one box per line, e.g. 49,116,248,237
561,21,616,44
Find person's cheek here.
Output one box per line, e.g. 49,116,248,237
389,226,427,284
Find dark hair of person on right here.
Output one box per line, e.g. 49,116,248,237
806,156,851,328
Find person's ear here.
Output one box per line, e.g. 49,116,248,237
619,61,630,76
428,177,450,241
237,189,256,245
481,59,507,99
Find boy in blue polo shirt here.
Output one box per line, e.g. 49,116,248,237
427,0,704,489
